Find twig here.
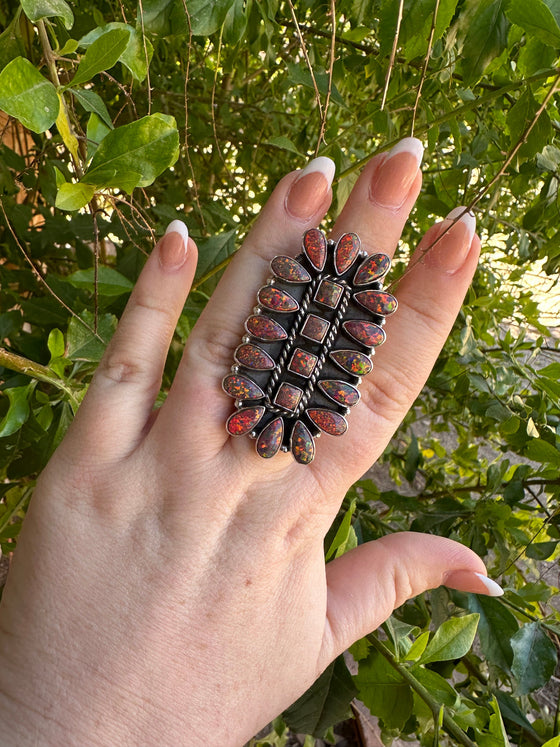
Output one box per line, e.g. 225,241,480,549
137,0,152,115
315,0,337,156
381,0,404,111
287,0,324,122
410,0,440,135
0,348,80,409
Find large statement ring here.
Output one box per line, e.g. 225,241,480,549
222,229,397,464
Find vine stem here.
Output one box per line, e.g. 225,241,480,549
380,0,404,111
367,636,478,747
0,348,80,410
410,0,440,135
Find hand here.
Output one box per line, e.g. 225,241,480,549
0,138,500,746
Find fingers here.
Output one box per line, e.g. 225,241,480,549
320,532,503,667
63,221,198,462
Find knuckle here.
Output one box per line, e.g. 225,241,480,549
360,364,417,424
184,325,238,370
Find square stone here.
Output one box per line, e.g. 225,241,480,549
300,314,330,343
273,382,303,412
314,278,343,309
288,348,318,378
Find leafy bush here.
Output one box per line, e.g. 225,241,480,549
0,1,559,745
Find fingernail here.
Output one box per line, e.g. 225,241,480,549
443,569,504,597
369,137,423,211
425,207,476,274
159,219,189,271
285,156,335,220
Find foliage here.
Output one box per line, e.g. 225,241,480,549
1,0,559,744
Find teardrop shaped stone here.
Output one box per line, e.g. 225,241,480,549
256,417,284,458
303,228,327,271
291,420,315,464
271,255,311,283
330,349,373,376
234,343,275,370
222,374,264,400
246,315,288,342
354,253,391,285
226,406,265,436
258,286,299,312
307,408,348,436
354,290,397,316
343,320,386,347
334,232,360,275
318,380,360,407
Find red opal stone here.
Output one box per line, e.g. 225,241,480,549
258,285,299,312
271,256,311,283
318,380,360,406
330,349,373,376
273,382,303,412
291,420,315,464
222,374,264,400
246,314,287,341
354,253,391,285
288,348,318,378
303,228,327,271
307,408,348,436
314,279,343,309
343,320,386,347
235,343,275,370
334,232,360,275
354,290,397,316
256,417,284,458
300,314,330,343
226,406,265,436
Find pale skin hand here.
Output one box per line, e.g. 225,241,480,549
0,138,500,746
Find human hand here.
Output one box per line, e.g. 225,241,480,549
0,138,501,746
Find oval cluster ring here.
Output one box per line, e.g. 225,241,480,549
222,228,397,464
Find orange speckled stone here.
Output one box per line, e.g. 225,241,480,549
291,420,315,464
307,408,348,436
288,348,318,378
334,232,360,275
318,379,360,406
222,374,264,400
271,256,311,283
258,286,299,312
256,417,284,458
343,320,386,347
226,406,265,436
354,253,391,285
246,314,287,341
303,228,327,271
330,349,372,376
354,290,397,316
234,343,275,371
314,279,343,309
300,314,330,343
273,382,303,412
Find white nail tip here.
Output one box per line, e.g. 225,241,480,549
299,156,336,186
474,573,504,597
387,137,424,166
165,219,189,246
446,206,476,239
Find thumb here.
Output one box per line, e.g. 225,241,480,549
320,531,503,667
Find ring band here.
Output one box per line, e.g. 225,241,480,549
222,228,397,464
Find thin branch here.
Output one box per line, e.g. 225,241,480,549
0,348,80,409
287,0,324,122
410,0,440,135
315,0,337,156
137,0,152,115
381,0,404,111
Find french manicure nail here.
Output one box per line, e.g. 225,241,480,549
369,137,424,211
443,569,504,597
425,206,476,274
159,219,189,271
285,156,335,220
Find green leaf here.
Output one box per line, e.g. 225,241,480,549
55,182,96,211
467,595,518,671
542,737,560,747
282,656,357,738
507,87,552,159
525,540,558,560
411,667,459,708
70,88,113,129
525,438,560,466
405,631,430,662
195,229,237,282
355,648,413,729
511,622,558,694
67,267,134,297
418,613,479,664
461,0,509,86
0,384,34,438
325,498,356,560
47,328,65,360
81,113,179,192
0,57,59,133
20,0,74,29
71,28,130,87
67,312,117,362
79,23,154,82
188,0,236,36
265,136,303,156
506,0,560,47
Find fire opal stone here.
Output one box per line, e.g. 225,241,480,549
222,374,264,400
318,380,360,406
334,232,360,275
258,285,299,312
314,279,343,309
226,406,265,436
330,349,373,376
256,417,284,458
343,320,386,347
245,314,287,342
303,228,327,271
301,314,330,343
235,343,275,371
307,408,348,436
271,255,311,283
288,348,318,378
354,253,391,285
291,420,315,464
354,290,397,316
273,382,303,412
